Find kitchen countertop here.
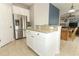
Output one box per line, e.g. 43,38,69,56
27,26,58,33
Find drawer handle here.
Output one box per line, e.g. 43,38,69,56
28,31,30,32
31,36,34,38
37,33,39,35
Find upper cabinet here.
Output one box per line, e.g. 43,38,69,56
49,3,59,25
30,3,60,26
12,6,30,22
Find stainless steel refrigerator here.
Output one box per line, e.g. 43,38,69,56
13,14,27,39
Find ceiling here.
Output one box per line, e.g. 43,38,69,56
23,3,79,15
52,3,79,15
13,3,79,15
13,3,33,9
23,3,33,7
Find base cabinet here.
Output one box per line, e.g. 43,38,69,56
26,30,60,56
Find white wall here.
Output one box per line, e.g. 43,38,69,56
0,4,14,47
12,6,30,22
30,3,49,26
34,3,49,25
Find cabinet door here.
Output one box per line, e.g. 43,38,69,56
33,32,46,55
26,34,33,48
26,30,35,49
26,30,33,48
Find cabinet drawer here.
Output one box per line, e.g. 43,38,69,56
36,32,47,39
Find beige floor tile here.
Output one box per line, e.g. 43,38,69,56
0,39,37,56
60,37,79,56
0,37,79,56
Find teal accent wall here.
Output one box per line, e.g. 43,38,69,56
49,3,59,25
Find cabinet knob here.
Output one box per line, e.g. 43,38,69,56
37,33,39,35
28,31,30,32
10,26,12,28
31,36,34,38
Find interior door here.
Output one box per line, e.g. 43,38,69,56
0,4,13,47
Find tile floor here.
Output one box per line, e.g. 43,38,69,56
0,39,37,56
0,37,79,56
60,37,79,56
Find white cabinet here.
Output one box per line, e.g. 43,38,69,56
13,5,30,22
33,32,47,55
26,29,60,56
26,30,34,49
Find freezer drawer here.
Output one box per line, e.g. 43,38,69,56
15,29,23,39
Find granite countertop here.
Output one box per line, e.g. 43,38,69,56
27,26,58,33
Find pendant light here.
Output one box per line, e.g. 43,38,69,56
68,4,75,13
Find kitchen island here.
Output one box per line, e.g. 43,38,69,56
26,25,61,56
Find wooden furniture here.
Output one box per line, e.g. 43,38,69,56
61,28,70,40
76,27,79,36
71,27,78,40
61,27,77,40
